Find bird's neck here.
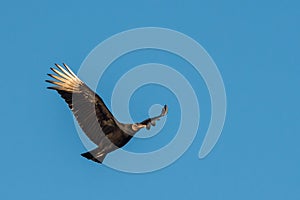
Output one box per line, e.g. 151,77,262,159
114,120,137,136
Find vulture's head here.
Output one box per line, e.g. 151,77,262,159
131,123,147,131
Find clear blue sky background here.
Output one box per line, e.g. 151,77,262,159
1,0,299,199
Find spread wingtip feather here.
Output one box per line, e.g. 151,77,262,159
46,63,82,92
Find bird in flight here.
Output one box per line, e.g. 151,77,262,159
46,63,168,164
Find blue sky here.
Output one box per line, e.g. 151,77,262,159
1,0,299,199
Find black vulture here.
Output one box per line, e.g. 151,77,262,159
46,64,168,164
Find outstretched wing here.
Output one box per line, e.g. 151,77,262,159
46,63,118,145
140,105,168,130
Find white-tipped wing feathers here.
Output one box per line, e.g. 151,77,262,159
46,64,119,145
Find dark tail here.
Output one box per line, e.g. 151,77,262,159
81,148,107,164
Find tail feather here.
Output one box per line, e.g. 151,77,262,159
81,149,107,164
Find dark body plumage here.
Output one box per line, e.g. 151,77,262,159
46,64,168,163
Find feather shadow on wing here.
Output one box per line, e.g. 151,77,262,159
46,63,168,164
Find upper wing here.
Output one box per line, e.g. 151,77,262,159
46,63,118,145
140,105,168,130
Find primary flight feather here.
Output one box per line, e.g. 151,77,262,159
46,63,168,163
